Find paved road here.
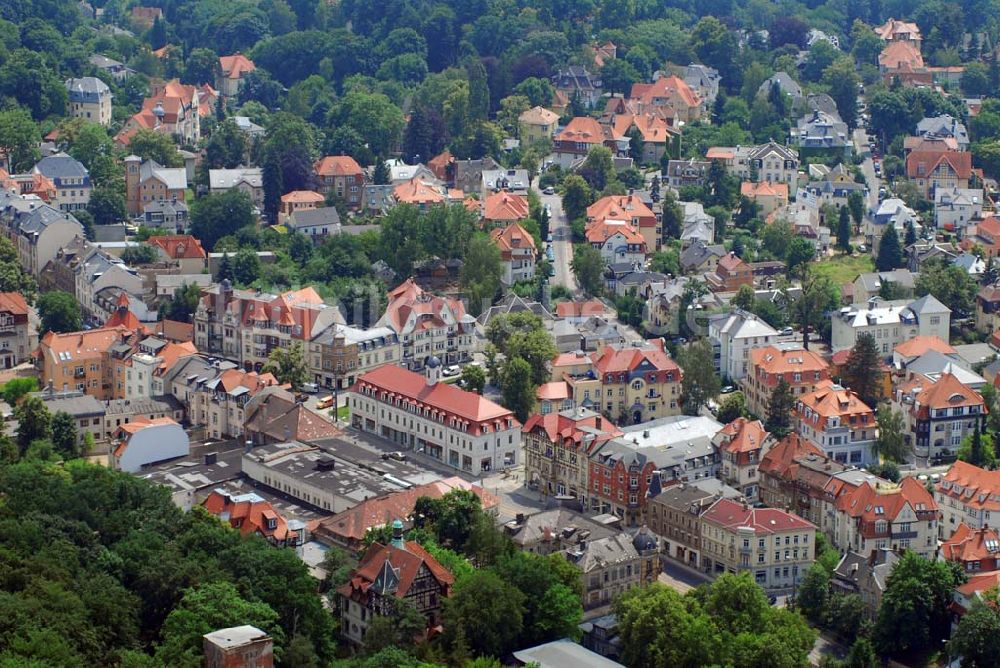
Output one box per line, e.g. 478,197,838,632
852,127,881,212
535,177,578,294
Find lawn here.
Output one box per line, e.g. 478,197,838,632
811,253,874,285
336,405,349,420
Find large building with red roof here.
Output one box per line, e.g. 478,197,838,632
935,460,1000,537
741,343,830,416
714,417,772,500
587,194,659,253
0,291,32,367
552,116,619,168
834,477,939,559
522,407,623,499
700,497,816,591
203,488,303,547
627,75,702,124
940,522,1000,573
337,520,454,645
796,379,876,466
375,278,477,369
905,148,975,198
347,362,521,476
490,221,536,285
896,372,985,461
118,79,200,145
313,155,365,210
216,53,255,98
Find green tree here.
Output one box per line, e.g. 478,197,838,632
840,333,883,408
164,283,202,323
190,190,256,251
263,342,309,389
958,421,995,469
362,598,427,655
444,569,525,658
836,206,851,253
156,581,283,667
876,225,904,272
203,119,248,172
823,57,860,129
765,378,795,438
678,340,721,416
38,291,82,335
561,175,591,224
232,247,261,286
786,237,816,276
128,129,183,167
915,256,977,315
13,395,51,455
874,551,963,657
579,146,616,192
873,404,910,463
950,587,1000,668
88,186,127,227
494,551,583,647
961,61,992,97
500,357,535,423
571,244,605,296
460,234,502,317
716,392,747,424
796,563,831,625
0,108,41,172
460,365,485,394
848,191,865,228
0,377,37,405
50,411,78,459
761,219,793,260
733,285,756,311
513,78,555,108
601,59,641,96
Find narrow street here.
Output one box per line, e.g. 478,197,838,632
535,176,579,294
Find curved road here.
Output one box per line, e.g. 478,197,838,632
534,178,578,293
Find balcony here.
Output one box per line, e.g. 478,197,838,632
891,531,918,540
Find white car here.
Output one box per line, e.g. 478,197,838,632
443,365,461,377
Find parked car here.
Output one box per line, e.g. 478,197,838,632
720,386,735,394
316,395,334,409
443,364,461,377
780,327,794,336
543,186,555,195
301,382,319,393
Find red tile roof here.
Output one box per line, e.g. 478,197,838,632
536,381,571,401
716,417,769,455
702,497,815,533
219,53,255,79
555,300,608,318
393,177,446,205
0,292,29,316
339,539,454,602
105,292,143,330
941,523,1000,564
913,373,984,415
381,279,466,333
314,155,363,178
587,194,656,227
879,40,925,69
894,335,956,358
741,181,789,199
585,219,645,245
280,190,324,204
353,365,517,427
906,150,973,180
937,461,1000,512
757,432,825,480
629,75,700,110
797,380,874,431
591,339,680,377
490,222,537,255
147,234,207,260
482,191,529,221
836,477,938,527
203,489,292,542
749,345,829,377
555,117,607,144
523,410,622,449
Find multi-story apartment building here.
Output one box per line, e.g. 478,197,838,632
313,156,364,211
563,531,659,609
124,156,188,217
708,309,779,382
939,523,1000,573
120,79,200,145
549,340,683,425
376,278,477,370
347,361,521,476
66,77,113,126
741,343,830,417
646,478,742,568
0,198,85,276
0,292,33,368
208,168,263,210
337,521,454,645
706,142,800,195
706,253,754,293
490,222,536,286
37,326,134,399
309,323,399,391
834,477,939,559
587,194,659,256
522,408,622,499
700,498,816,591
589,415,722,524
585,220,647,267
831,295,951,354
796,380,876,466
552,116,618,168
894,372,985,461
935,461,1000,537
194,283,344,370
715,417,771,500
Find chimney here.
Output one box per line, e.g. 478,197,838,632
595,416,602,429
515,512,525,525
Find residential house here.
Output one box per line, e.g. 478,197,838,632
627,75,702,124
120,79,200,145
741,343,831,417
208,167,263,210
895,372,985,462
0,292,32,368
758,72,803,101
203,488,304,547
831,549,901,619
452,158,500,194
124,156,187,217
716,417,771,500
609,112,677,164
907,149,976,199
552,66,603,108
879,40,926,83
935,461,1000,536
481,190,529,229
707,142,799,195
682,63,720,115
588,194,659,253
680,242,726,274
37,326,133,399
490,222,536,286
834,477,940,559
700,498,816,591
89,54,132,82
313,155,364,211
917,115,970,151
708,309,779,382
504,508,617,555
337,521,454,645
140,199,188,232
935,187,982,233
852,269,918,303
563,531,659,609
793,110,851,158
32,153,91,212
679,202,715,247
805,164,867,207
242,386,341,445
664,159,711,190
147,234,206,273
347,363,522,475
796,380,876,466
586,220,647,268
286,207,342,243
553,117,617,168
939,523,1000,573
519,106,560,144
309,323,399,391
375,278,477,369
977,283,1000,334
278,190,323,224
0,199,86,276
875,18,922,43
646,478,742,568
481,168,530,195
110,416,188,472
202,626,273,667
830,295,951,354
892,335,958,371
66,77,112,126
706,252,754,293
741,181,789,218
216,53,255,98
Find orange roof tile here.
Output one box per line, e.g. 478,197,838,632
536,381,571,401
914,373,984,412
339,539,454,601
203,489,292,542
879,40,925,69
894,335,956,358
393,177,446,205
482,191,529,221
741,181,789,199
585,219,645,245
490,222,537,254
749,345,829,376
937,460,1000,511
703,498,815,533
40,326,131,362
906,150,973,180
0,292,28,316
219,53,255,79
555,117,607,144
836,476,938,523
797,380,874,431
591,340,680,377
280,190,324,204
314,155,363,178
555,301,608,318
941,523,1000,564
587,194,656,226
758,432,825,479
118,416,178,435
147,234,207,260
520,106,560,125
629,75,700,110
717,417,769,455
